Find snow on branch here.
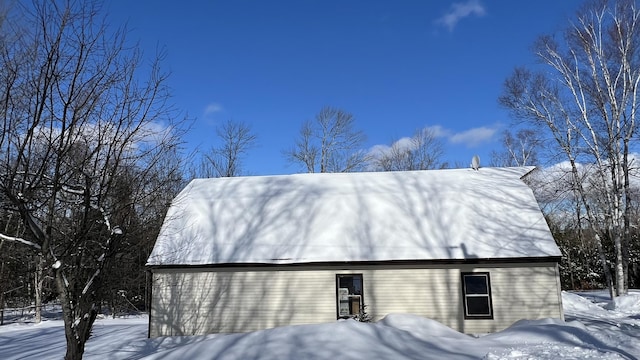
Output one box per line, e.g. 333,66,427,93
61,184,86,196
91,205,123,236
0,233,41,250
82,268,100,295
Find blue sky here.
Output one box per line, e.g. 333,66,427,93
106,0,581,175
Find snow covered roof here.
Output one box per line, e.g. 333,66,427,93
147,167,561,266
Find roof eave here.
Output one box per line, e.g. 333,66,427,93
146,256,562,271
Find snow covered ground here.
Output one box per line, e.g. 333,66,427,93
1,291,638,359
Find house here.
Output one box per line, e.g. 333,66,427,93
147,167,563,337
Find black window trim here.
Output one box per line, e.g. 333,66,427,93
461,272,494,320
335,273,364,319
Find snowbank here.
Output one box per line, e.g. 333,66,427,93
603,293,640,314
0,291,638,359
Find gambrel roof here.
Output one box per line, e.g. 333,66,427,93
147,167,561,266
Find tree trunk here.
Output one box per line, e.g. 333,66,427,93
567,250,575,289
56,264,101,360
64,337,84,360
56,271,87,360
621,138,632,295
34,255,44,323
614,235,625,297
0,262,4,326
594,232,615,299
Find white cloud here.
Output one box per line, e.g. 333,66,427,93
204,102,223,116
366,126,450,164
390,137,416,152
425,125,451,138
368,144,392,159
435,0,486,32
135,121,174,145
449,126,497,147
368,136,416,159
366,124,497,164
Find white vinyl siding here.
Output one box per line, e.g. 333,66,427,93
149,262,563,337
150,269,337,336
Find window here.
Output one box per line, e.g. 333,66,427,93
336,274,363,319
461,272,493,319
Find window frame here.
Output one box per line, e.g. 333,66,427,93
461,272,493,320
335,273,364,319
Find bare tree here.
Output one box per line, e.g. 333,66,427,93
0,2,185,359
285,106,368,173
500,0,640,297
489,129,541,167
201,119,257,177
370,128,445,171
